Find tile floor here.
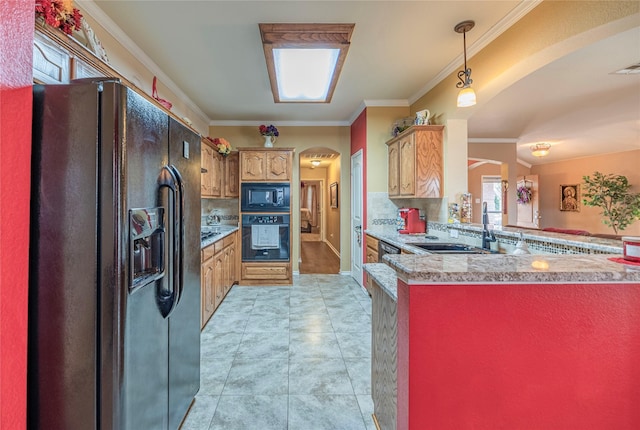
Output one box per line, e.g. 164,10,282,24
181,274,376,430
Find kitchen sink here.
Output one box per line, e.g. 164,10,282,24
412,243,494,254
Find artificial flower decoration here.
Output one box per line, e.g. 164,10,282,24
206,137,232,156
516,185,532,205
259,124,279,137
35,0,83,35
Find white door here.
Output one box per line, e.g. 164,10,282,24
351,150,364,286
516,175,540,228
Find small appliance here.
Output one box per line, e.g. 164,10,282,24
241,183,290,212
398,208,425,234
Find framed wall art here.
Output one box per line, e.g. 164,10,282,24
330,182,338,208
560,184,580,212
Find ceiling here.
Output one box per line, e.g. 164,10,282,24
87,1,639,166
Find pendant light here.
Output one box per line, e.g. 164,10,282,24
455,20,476,107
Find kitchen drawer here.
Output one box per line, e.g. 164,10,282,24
366,234,379,252
202,244,216,261
223,232,235,247
241,263,290,280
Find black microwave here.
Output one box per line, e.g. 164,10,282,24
241,183,290,212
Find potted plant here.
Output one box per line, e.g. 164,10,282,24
582,171,640,234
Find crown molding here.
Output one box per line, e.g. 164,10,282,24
76,0,211,126
209,120,350,127
468,138,520,144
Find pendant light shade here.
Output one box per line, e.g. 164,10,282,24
457,87,477,107
455,20,476,107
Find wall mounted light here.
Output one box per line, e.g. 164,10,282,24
530,143,551,157
454,20,476,107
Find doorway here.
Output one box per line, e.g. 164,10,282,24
298,148,341,274
300,180,322,242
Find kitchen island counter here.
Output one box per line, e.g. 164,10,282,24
365,253,640,430
384,252,640,284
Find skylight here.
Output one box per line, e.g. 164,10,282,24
274,48,340,101
259,23,355,103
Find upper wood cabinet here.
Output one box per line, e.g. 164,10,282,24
224,152,239,198
387,125,444,198
201,141,238,199
240,149,293,182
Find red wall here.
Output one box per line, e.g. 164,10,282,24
397,280,640,429
0,1,34,430
0,3,32,429
350,108,367,257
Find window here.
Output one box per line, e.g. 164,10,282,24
481,176,502,226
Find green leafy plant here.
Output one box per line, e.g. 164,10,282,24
582,172,640,234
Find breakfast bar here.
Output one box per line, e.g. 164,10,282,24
365,254,640,430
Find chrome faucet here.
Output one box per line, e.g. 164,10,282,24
481,202,496,250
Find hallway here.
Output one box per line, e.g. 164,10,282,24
181,274,374,430
299,239,340,274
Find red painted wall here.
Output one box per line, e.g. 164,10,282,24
397,280,640,429
1,2,33,429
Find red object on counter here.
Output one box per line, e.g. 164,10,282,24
398,208,425,234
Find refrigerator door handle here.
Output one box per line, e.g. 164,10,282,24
168,164,185,306
157,165,180,318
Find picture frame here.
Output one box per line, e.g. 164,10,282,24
560,184,580,212
330,182,338,208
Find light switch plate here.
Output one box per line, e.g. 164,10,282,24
183,141,189,159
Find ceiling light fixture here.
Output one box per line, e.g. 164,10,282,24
454,20,476,108
530,143,551,157
310,160,321,167
259,23,355,103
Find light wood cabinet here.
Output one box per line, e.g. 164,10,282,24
238,148,294,285
224,152,240,198
240,149,293,182
366,234,379,264
200,231,238,329
371,277,398,430
201,143,238,199
201,254,215,329
387,125,444,198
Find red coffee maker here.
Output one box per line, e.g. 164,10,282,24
398,208,425,234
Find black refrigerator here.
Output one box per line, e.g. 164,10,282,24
29,80,201,429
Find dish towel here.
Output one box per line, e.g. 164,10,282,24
251,225,280,249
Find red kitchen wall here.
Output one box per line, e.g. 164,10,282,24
350,108,367,238
1,2,33,429
397,280,640,430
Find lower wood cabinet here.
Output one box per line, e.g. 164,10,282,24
201,231,238,329
371,278,398,430
366,234,379,263
241,263,290,283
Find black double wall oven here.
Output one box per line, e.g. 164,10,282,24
241,183,290,262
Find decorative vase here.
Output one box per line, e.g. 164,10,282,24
263,135,275,148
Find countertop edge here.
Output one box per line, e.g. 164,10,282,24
201,226,239,249
363,263,398,302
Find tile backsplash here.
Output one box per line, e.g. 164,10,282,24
201,199,239,226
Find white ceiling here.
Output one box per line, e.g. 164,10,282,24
87,1,640,166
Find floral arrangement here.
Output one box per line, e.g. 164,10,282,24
206,137,232,156
516,185,532,204
259,124,279,137
35,0,83,35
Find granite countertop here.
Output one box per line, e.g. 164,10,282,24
363,263,398,301
201,225,239,248
364,230,454,255
384,253,640,284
